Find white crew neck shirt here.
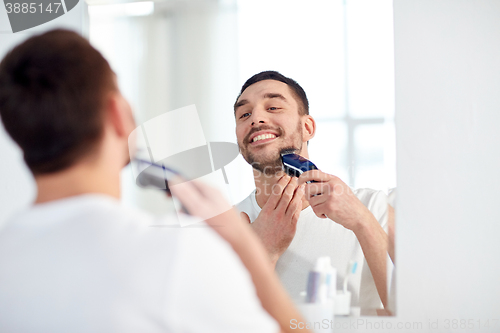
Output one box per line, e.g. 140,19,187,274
0,194,278,333
237,188,391,310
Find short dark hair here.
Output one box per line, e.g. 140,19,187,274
0,29,115,175
235,70,309,115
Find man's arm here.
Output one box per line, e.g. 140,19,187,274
388,203,395,264
349,210,389,308
170,179,311,333
299,170,390,308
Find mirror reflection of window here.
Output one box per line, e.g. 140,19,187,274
238,0,396,191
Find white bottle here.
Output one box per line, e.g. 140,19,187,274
305,258,324,303
323,257,337,300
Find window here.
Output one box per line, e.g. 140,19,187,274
238,0,396,191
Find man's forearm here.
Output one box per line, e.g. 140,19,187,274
387,204,396,264
231,225,311,333
353,214,389,308
248,223,281,270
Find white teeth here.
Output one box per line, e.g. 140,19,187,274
252,134,276,142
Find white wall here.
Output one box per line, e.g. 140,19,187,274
0,2,88,227
392,0,500,331
334,1,500,331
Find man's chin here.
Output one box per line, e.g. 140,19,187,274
246,157,283,176
241,141,301,176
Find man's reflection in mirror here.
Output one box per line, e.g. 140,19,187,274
233,71,396,314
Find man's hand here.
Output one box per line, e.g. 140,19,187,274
245,175,305,266
298,170,373,232
299,170,390,308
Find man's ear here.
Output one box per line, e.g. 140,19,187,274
106,92,135,138
303,115,316,142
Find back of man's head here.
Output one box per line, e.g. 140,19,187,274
235,70,309,116
0,29,115,175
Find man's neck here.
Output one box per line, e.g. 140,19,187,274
34,157,121,204
253,169,309,211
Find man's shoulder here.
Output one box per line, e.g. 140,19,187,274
353,188,389,227
235,191,254,210
234,190,259,222
0,194,241,275
353,187,387,203
1,194,205,241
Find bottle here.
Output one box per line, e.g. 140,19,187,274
323,257,337,300
305,258,324,303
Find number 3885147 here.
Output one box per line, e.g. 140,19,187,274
5,2,62,14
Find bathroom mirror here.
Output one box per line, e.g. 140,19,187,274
88,0,396,316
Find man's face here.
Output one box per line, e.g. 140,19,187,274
235,80,308,175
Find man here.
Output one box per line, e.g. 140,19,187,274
0,30,310,332
234,71,395,310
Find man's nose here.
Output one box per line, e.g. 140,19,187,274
250,108,268,126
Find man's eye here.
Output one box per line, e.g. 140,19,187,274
240,112,251,119
268,107,278,111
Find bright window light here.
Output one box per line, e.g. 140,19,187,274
88,1,154,18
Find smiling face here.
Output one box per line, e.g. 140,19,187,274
235,79,315,175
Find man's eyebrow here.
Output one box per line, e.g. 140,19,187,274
234,99,248,113
234,92,289,114
263,93,288,103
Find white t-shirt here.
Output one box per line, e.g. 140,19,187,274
236,188,391,310
0,194,278,333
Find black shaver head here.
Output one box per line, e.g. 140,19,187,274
280,149,318,177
